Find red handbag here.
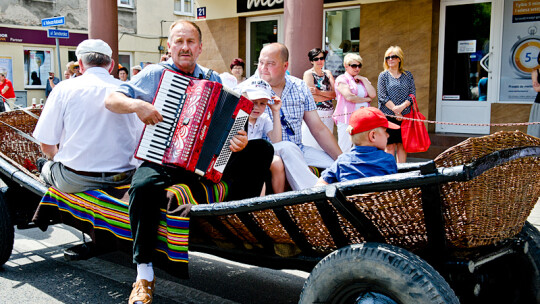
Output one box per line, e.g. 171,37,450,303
401,94,431,153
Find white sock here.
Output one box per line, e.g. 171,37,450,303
136,263,154,282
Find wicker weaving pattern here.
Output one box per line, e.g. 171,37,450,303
219,214,259,244
349,188,428,249
285,203,336,253
434,131,540,248
250,209,294,244
0,109,43,181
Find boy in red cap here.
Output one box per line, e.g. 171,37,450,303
316,107,400,185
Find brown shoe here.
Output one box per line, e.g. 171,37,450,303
129,277,155,304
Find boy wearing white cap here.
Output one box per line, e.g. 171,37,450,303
33,39,143,193
241,79,286,193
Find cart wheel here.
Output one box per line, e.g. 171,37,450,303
299,243,459,304
0,187,14,266
519,222,540,303
464,221,540,304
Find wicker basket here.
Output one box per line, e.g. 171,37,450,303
434,131,540,248
196,131,540,255
0,109,43,180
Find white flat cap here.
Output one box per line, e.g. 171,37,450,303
75,39,113,58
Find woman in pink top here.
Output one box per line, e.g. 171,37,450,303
334,53,376,152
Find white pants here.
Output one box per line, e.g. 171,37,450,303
337,122,353,153
273,141,334,191
301,109,335,151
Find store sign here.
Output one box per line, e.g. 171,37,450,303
237,0,346,13
0,27,86,46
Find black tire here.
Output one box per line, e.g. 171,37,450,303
0,187,14,266
299,243,459,304
460,221,540,304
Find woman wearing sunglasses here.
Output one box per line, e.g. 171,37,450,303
301,48,336,150
377,45,416,163
333,53,376,153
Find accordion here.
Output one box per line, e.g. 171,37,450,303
135,69,253,183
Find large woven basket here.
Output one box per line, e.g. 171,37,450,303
0,109,43,180
434,131,540,248
194,131,540,256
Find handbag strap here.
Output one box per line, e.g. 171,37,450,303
409,94,420,113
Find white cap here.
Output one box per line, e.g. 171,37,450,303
132,65,142,71
240,78,273,101
75,39,113,58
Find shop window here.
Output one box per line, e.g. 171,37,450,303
324,7,360,78
119,53,132,78
174,0,193,16
68,51,77,63
118,0,133,8
23,48,53,89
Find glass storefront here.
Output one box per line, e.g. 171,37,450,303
324,7,360,78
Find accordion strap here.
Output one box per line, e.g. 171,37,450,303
158,62,214,80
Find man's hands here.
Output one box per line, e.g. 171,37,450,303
230,129,248,152
135,100,163,125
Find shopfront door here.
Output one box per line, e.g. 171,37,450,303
436,0,497,134
246,15,283,77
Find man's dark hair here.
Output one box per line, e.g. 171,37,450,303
119,67,128,73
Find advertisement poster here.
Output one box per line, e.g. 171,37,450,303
23,49,52,88
499,0,540,102
0,56,13,82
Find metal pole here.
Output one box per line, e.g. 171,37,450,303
55,26,62,80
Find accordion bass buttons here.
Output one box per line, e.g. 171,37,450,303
182,117,190,125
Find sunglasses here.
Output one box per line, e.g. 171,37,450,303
385,55,400,60
312,56,325,62
349,64,362,69
280,113,295,135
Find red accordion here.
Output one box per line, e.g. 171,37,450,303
135,69,253,183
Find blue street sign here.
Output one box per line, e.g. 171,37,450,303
42,16,65,27
47,29,69,39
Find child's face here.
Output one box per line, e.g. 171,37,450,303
250,98,269,119
372,127,389,150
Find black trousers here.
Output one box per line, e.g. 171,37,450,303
129,139,274,264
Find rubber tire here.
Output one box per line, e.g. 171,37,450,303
299,243,459,304
0,187,14,266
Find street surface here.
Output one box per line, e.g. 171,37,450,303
0,224,308,303
1,164,539,304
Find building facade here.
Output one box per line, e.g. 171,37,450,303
1,0,539,135
0,0,195,105
196,0,539,135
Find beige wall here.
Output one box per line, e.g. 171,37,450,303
359,0,434,121
490,103,531,134
198,18,242,74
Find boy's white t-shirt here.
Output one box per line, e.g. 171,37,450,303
247,113,274,141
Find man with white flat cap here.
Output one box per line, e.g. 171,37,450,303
33,39,144,193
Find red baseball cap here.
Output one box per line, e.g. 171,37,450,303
348,107,400,135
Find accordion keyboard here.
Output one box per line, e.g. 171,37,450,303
136,72,190,163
